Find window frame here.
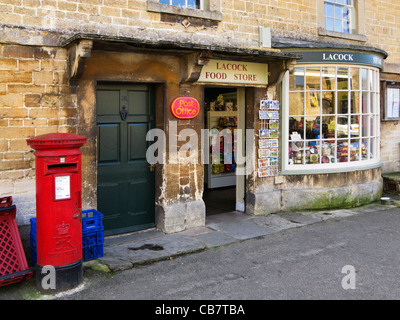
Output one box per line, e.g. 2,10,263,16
317,0,366,42
281,64,381,174
381,81,400,121
147,0,222,21
324,0,354,34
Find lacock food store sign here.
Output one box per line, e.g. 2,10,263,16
198,59,269,85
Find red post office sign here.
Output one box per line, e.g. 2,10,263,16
170,97,200,119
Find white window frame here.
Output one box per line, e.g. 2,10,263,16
324,0,355,34
281,64,381,174
159,0,204,10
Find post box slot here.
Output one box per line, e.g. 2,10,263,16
47,163,78,173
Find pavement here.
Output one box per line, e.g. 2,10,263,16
91,196,400,273
2,194,400,299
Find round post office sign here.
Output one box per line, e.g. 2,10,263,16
170,97,200,119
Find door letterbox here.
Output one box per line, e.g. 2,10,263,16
27,133,86,292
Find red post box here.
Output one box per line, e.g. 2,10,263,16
27,133,86,292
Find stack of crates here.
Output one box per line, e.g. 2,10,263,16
29,217,37,265
81,209,104,261
30,209,104,263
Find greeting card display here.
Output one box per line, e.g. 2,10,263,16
258,149,268,158
269,139,278,148
258,138,269,149
258,158,269,168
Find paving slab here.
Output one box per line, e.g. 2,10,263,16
251,214,304,231
99,233,205,271
276,212,321,225
207,220,274,240
195,231,237,247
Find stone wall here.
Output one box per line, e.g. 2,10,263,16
0,44,77,224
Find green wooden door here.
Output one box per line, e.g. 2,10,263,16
96,84,155,235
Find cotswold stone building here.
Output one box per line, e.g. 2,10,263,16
0,0,399,235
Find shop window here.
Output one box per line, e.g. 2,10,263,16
382,82,400,120
284,65,380,171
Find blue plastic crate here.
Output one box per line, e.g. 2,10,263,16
82,209,103,233
83,244,104,261
30,210,104,263
82,229,104,248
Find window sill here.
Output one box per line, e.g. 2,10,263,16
280,160,382,175
147,1,222,21
318,28,367,42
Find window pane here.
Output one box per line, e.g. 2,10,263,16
350,115,360,137
370,115,378,136
334,19,342,32
343,21,350,34
322,116,335,138
361,92,368,113
172,0,186,6
187,0,198,8
306,141,321,165
343,7,350,19
159,0,170,4
361,68,368,90
289,117,304,139
337,115,349,138
325,3,334,18
337,140,349,162
322,67,335,90
305,116,319,139
350,68,360,90
289,92,304,116
362,138,369,160
337,92,348,113
350,139,361,162
306,67,320,90
337,67,349,90
289,141,305,165
289,67,305,91
361,115,369,137
335,5,342,18
307,91,321,115
351,91,360,113
326,18,334,31
322,91,336,114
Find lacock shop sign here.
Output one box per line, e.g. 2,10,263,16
198,59,269,85
290,51,384,69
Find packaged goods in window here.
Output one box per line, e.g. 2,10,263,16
309,154,319,164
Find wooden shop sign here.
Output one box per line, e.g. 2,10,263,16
170,97,200,119
198,59,268,85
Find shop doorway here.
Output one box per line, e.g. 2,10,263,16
203,87,246,215
96,83,156,235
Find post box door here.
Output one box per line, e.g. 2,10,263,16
97,84,156,235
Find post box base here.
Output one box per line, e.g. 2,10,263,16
36,260,83,294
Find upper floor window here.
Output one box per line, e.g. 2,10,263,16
159,0,200,9
324,0,354,34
